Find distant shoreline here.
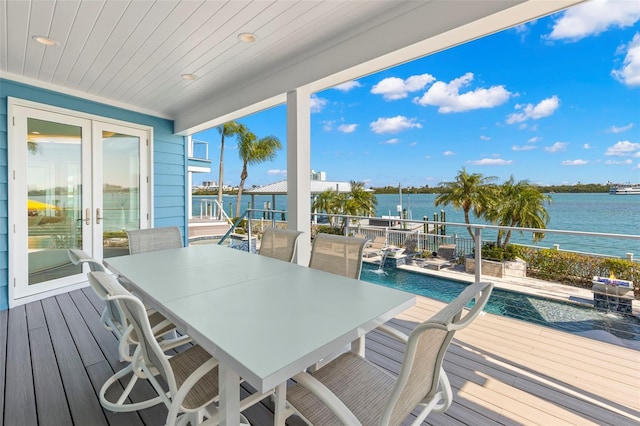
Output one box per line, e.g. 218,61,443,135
193,183,612,196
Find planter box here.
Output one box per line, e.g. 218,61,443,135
465,257,526,279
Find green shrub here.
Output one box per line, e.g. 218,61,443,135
315,225,343,235
520,248,639,296
480,243,522,261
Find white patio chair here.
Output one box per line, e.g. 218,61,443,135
308,233,368,280
285,281,494,425
90,271,268,425
259,228,303,262
423,244,457,270
87,272,191,413
126,226,183,254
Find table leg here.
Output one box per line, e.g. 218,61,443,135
218,363,240,426
350,335,365,357
273,382,287,426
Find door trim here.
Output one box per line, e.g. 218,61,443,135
7,97,153,308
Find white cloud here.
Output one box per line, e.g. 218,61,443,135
369,116,422,134
425,155,432,159
480,135,491,141
608,123,634,133
583,143,592,149
409,141,417,147
337,123,357,133
322,120,335,131
512,145,537,151
545,142,569,152
506,95,560,124
605,140,640,156
605,159,633,165
333,80,363,92
547,0,640,41
414,72,511,112
467,158,513,165
528,136,542,143
612,33,640,87
310,95,328,113
371,74,435,100
561,159,589,166
267,169,287,175
443,151,455,156
383,138,400,145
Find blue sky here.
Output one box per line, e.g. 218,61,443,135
194,0,640,188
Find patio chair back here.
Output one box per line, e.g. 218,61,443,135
436,244,456,260
309,233,367,279
127,226,183,254
382,281,494,424
68,249,127,335
259,228,303,262
91,271,179,395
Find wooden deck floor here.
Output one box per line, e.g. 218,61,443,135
1,287,638,426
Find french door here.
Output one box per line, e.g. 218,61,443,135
9,101,150,303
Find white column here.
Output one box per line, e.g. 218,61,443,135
287,87,312,265
186,135,193,220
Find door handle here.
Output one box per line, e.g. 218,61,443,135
85,208,91,225
96,208,103,225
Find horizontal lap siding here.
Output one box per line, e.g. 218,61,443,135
0,79,187,310
0,97,9,310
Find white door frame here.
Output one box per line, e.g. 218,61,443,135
7,97,153,307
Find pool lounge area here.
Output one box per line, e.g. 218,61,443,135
2,282,638,425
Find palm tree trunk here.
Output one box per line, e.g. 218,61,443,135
464,209,475,242
235,163,248,217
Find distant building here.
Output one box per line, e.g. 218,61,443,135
311,170,326,181
202,180,217,189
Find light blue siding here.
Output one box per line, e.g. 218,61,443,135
0,79,188,310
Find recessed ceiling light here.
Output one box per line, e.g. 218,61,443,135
32,35,58,46
238,33,257,43
181,74,198,81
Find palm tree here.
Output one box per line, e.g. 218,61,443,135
312,189,341,226
344,181,377,217
434,167,497,241
488,177,551,246
235,130,282,216
216,121,245,219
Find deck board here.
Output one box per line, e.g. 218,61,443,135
2,289,639,425
27,301,73,426
4,306,37,426
41,297,109,426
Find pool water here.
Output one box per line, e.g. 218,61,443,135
362,264,640,343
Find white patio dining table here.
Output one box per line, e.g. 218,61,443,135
104,243,415,425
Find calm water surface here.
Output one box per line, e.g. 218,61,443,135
194,193,639,257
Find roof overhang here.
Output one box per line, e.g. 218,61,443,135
1,0,585,135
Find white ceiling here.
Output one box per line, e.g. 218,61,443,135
1,0,584,135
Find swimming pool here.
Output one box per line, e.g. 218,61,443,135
361,264,640,343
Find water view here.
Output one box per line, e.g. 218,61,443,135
194,192,640,257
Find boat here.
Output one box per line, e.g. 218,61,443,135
609,183,640,195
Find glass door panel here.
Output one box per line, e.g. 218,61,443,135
101,130,142,258
27,118,85,285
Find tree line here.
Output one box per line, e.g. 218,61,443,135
373,183,610,194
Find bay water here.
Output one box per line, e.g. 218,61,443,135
197,193,639,258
